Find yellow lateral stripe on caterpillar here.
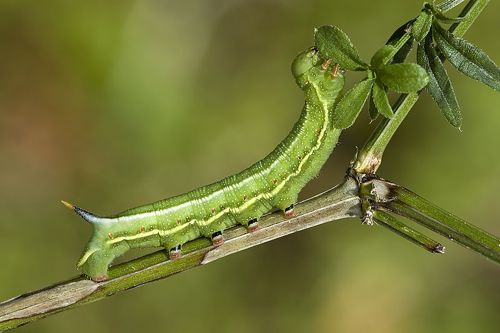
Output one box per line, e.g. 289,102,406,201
77,249,98,268
105,95,330,246
66,47,345,281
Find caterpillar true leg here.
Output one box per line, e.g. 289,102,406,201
169,245,182,260
211,231,224,246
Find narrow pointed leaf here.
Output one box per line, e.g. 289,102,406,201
333,79,374,129
315,25,368,71
433,23,500,90
412,9,433,43
387,20,414,63
432,9,464,23
369,94,379,121
417,35,461,127
371,45,396,70
436,0,466,13
377,63,429,93
372,80,393,119
427,2,464,23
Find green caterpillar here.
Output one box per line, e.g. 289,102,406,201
63,47,345,281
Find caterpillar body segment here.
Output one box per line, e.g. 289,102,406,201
65,48,345,281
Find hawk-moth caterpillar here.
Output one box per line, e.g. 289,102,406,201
63,47,345,281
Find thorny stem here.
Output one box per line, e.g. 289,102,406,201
354,0,490,174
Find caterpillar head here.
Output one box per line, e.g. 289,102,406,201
291,47,343,92
291,47,321,79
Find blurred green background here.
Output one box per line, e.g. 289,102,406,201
1,0,499,332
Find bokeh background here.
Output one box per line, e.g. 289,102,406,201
1,0,499,332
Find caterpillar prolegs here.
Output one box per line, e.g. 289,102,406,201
63,47,345,281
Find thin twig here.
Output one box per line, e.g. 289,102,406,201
373,209,446,254
362,177,500,263
0,178,360,331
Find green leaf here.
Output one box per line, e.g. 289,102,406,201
372,80,393,119
370,45,396,69
386,20,414,63
368,94,379,121
433,23,500,91
377,63,429,93
333,78,374,129
435,0,466,13
315,25,368,71
432,10,464,24
417,35,461,127
426,2,464,23
412,9,433,43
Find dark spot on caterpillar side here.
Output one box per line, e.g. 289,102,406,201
140,226,145,233
176,219,181,225
108,233,113,240
273,179,278,184
298,155,302,160
243,195,247,201
211,208,216,215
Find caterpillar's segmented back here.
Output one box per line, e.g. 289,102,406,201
64,47,345,281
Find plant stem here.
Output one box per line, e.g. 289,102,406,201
449,0,489,35
0,178,360,331
389,187,500,263
373,209,445,254
354,0,490,174
354,92,418,173
362,177,500,263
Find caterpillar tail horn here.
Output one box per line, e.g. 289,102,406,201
61,200,102,224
